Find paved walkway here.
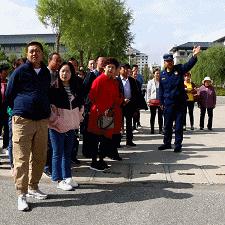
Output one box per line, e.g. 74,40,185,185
1,102,225,185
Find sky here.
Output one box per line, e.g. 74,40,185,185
0,0,225,64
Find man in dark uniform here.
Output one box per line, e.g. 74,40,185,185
158,46,200,152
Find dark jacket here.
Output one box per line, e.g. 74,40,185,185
198,84,216,108
50,76,84,110
5,60,51,120
117,76,139,112
135,79,148,110
159,56,197,106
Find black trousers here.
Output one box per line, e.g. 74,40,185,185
183,101,195,127
150,106,163,131
82,132,114,160
200,107,213,129
0,113,9,149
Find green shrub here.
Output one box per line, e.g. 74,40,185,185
215,87,225,96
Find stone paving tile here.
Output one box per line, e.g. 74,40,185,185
202,165,225,184
92,164,129,184
71,165,95,183
168,164,209,184
131,163,167,182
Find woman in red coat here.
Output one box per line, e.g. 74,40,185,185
87,57,123,171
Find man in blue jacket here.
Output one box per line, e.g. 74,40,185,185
158,46,200,153
5,41,51,211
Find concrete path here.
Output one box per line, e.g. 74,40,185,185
1,102,225,185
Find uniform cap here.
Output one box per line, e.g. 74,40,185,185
163,53,173,61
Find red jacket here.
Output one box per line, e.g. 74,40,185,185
87,73,123,138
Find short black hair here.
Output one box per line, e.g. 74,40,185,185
103,57,120,69
153,68,160,74
48,52,60,61
0,64,10,73
132,64,138,68
26,41,43,52
120,63,131,70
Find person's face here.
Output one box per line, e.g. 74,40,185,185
96,57,104,70
204,80,211,87
154,71,160,80
59,65,71,85
127,68,132,76
88,60,96,70
0,70,8,80
120,67,128,77
49,54,61,71
27,45,43,67
104,64,117,78
164,60,174,70
184,75,191,82
132,68,138,79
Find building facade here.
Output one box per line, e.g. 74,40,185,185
169,42,212,64
127,47,148,72
0,34,66,57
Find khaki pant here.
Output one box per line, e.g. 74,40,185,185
12,116,48,195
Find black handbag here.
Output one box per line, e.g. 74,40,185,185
97,115,114,129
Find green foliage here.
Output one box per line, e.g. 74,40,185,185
36,0,133,66
191,45,225,86
0,46,9,64
142,65,150,83
215,87,225,96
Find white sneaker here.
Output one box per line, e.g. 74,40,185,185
26,189,48,200
57,180,73,191
18,194,29,211
65,178,79,188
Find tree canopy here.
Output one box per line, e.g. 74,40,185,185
36,0,133,66
191,45,225,86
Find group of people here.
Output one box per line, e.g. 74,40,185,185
0,41,147,211
0,41,217,212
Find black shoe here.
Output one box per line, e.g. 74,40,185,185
71,158,81,164
99,160,110,170
200,127,204,130
111,155,122,161
126,141,136,147
159,129,163,134
158,144,172,150
151,130,154,134
208,127,212,131
174,146,182,153
137,123,142,128
191,126,194,130
90,161,105,171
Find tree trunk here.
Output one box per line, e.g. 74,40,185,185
79,50,84,68
55,32,61,53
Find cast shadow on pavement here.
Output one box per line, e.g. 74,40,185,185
29,182,194,210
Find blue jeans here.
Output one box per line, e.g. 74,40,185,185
8,116,13,167
49,129,75,181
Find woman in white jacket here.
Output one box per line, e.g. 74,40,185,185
146,68,163,134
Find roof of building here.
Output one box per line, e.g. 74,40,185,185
0,34,56,45
170,41,212,52
213,36,225,43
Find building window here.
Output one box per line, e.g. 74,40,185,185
179,51,185,56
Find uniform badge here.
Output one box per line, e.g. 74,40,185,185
174,71,178,75
162,77,166,80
